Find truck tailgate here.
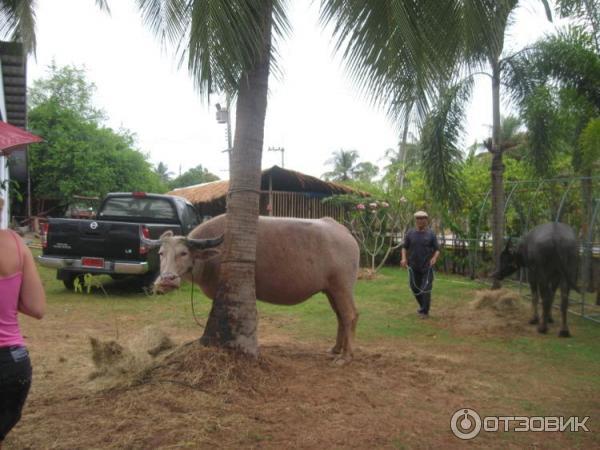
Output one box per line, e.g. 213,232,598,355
45,219,145,260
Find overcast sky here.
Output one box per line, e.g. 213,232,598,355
28,1,562,180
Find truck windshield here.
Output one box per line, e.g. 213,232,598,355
99,197,178,223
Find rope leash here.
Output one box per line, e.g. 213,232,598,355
408,266,435,295
190,270,205,329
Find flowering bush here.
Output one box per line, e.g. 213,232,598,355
324,193,412,274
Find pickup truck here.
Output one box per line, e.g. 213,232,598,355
38,192,201,289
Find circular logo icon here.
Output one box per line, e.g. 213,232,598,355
451,408,482,440
90,221,98,230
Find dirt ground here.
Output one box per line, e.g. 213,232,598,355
4,290,600,449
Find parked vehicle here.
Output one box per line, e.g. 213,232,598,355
38,192,201,289
64,195,100,219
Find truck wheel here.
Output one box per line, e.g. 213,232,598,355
63,274,83,290
141,271,158,291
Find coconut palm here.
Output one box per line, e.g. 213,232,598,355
328,0,551,287
137,1,449,356
154,161,173,184
504,26,599,228
138,0,290,355
322,149,360,181
448,1,553,288
504,26,600,292
505,26,599,179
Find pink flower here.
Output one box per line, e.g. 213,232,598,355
356,204,366,210
381,202,389,208
369,202,378,209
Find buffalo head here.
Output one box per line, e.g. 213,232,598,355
494,238,520,280
142,230,223,294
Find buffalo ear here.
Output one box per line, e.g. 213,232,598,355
160,230,174,240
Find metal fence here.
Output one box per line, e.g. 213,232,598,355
436,176,599,324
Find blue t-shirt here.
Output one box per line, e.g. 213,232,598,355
403,228,440,272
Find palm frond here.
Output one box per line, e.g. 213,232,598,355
0,0,36,54
419,78,472,208
320,0,464,126
95,0,111,13
137,0,289,98
554,0,599,50
503,26,600,109
319,1,527,130
521,86,561,175
0,0,112,55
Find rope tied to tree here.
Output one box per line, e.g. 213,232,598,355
227,188,262,197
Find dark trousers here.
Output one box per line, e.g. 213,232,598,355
0,346,32,442
409,267,434,314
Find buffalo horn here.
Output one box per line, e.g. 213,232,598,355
187,234,224,249
139,229,162,248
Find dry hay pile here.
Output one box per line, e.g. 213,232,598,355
445,289,531,336
89,327,281,396
89,325,175,387
472,289,523,314
142,341,282,396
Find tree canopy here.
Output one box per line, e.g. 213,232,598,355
169,164,220,189
26,64,166,208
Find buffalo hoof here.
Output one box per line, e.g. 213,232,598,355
529,317,539,325
558,329,571,338
328,346,342,356
537,325,548,334
332,355,352,366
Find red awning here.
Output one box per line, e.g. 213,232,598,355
0,120,43,155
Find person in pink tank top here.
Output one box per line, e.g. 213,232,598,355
0,198,46,447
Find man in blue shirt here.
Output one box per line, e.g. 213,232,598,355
401,210,440,318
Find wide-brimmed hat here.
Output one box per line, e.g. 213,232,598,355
414,210,428,218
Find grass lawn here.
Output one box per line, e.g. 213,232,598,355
4,258,600,449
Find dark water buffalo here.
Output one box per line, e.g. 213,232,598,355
495,222,579,337
146,214,360,362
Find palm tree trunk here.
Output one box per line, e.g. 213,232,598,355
581,171,593,292
398,104,412,189
201,1,273,356
490,61,504,289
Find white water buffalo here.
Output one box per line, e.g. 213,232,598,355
494,222,579,337
145,214,360,361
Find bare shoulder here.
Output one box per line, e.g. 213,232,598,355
0,230,24,274
0,229,24,247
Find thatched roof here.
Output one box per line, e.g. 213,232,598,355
168,165,367,204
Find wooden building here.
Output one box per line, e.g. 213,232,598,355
0,41,27,228
168,165,367,221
